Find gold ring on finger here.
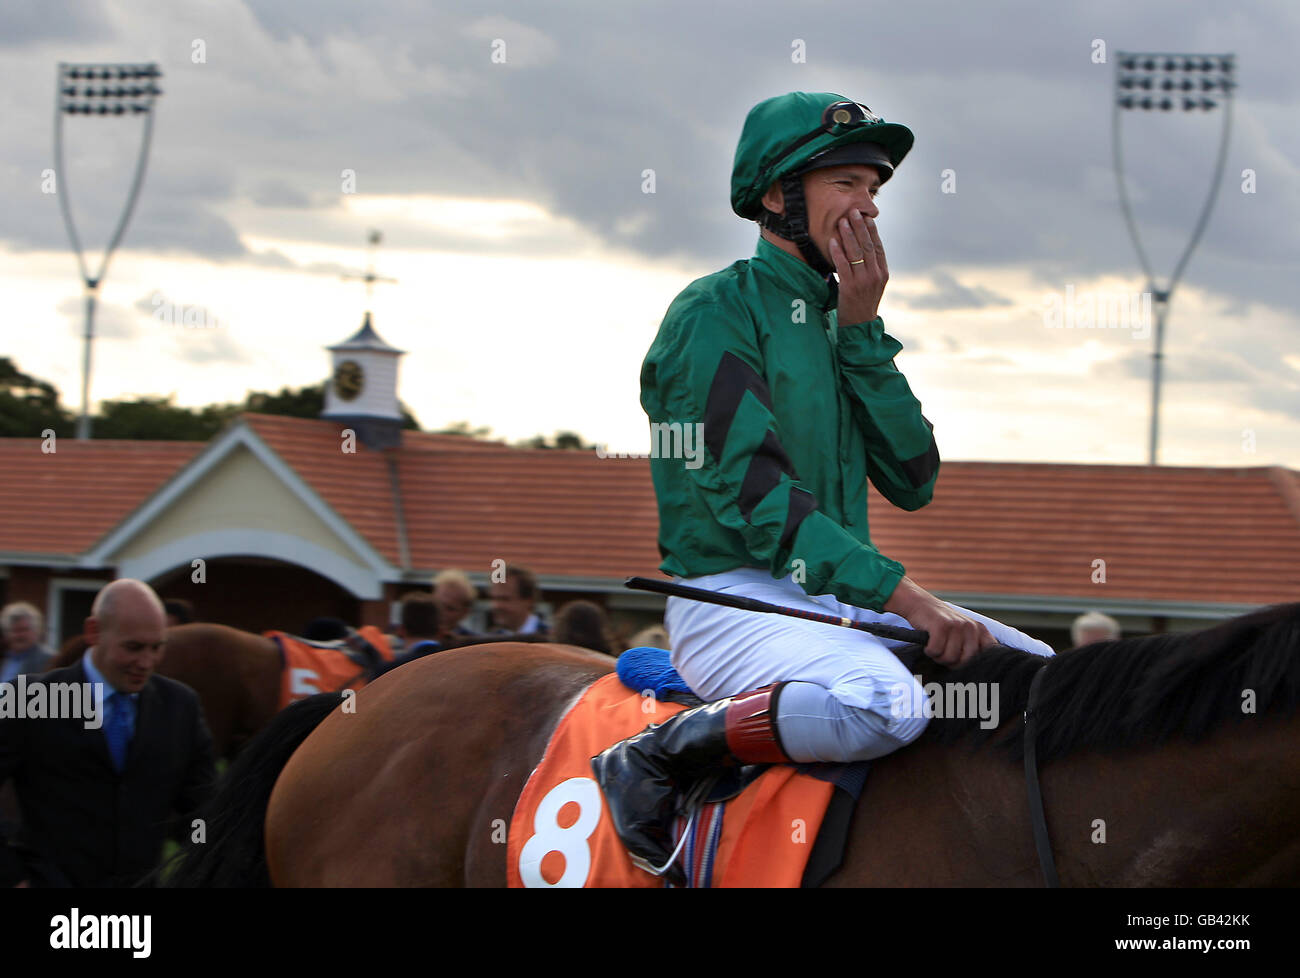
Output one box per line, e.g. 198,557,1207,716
849,258,865,265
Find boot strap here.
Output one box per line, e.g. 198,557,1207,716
724,682,791,764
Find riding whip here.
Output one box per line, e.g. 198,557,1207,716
624,576,928,646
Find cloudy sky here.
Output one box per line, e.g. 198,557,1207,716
2,0,1297,467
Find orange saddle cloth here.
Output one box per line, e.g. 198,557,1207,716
267,626,394,709
507,673,845,888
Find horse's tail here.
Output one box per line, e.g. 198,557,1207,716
152,691,344,887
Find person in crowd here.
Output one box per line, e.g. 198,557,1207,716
1070,611,1121,648
626,623,671,653
396,593,441,656
372,593,443,678
0,603,53,683
489,565,548,636
0,579,215,887
433,569,480,642
552,600,615,655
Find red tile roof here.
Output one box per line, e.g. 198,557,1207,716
5,414,1298,609
397,446,662,580
244,414,661,578
250,415,1300,605
866,463,1300,605
0,438,201,555
243,414,404,564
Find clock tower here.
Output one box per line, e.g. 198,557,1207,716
321,311,406,449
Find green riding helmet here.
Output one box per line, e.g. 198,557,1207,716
730,92,914,277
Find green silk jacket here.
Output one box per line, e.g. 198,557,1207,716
640,235,940,611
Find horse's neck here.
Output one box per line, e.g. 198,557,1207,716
1041,710,1300,886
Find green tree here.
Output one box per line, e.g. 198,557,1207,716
552,431,591,450
0,358,74,438
91,381,422,441
244,382,420,429
434,420,495,439
0,357,426,441
245,383,326,418
94,395,238,441
514,430,596,450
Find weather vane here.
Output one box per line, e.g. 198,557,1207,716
340,229,398,311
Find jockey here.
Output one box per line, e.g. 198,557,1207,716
593,91,1055,882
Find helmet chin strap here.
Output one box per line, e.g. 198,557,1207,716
759,173,838,304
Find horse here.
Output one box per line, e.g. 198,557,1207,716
51,625,553,760
162,601,1300,886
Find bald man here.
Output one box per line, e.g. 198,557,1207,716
0,579,215,887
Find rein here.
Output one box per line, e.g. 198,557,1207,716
1023,661,1059,887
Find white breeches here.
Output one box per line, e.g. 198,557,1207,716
665,568,1054,763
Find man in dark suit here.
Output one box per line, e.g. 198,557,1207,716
0,579,215,887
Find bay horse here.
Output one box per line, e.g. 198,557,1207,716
51,626,549,760
163,601,1300,886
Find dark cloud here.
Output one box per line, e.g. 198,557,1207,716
1090,342,1300,422
250,179,314,208
1166,353,1259,384
147,164,238,205
1249,384,1300,417
244,249,296,268
0,0,113,48
898,270,1014,310
128,209,247,259
0,0,1296,318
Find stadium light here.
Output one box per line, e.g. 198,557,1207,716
1112,51,1235,465
54,62,163,439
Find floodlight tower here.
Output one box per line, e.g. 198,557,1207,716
54,62,163,439
1112,52,1235,465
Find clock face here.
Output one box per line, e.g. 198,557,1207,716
334,360,364,401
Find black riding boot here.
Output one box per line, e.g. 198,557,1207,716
590,683,791,886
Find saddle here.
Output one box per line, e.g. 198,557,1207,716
267,626,394,708
506,648,870,887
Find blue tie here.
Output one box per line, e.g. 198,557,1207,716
105,692,133,772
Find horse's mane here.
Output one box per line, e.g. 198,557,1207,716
897,601,1300,764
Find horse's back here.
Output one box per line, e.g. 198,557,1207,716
265,641,614,886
